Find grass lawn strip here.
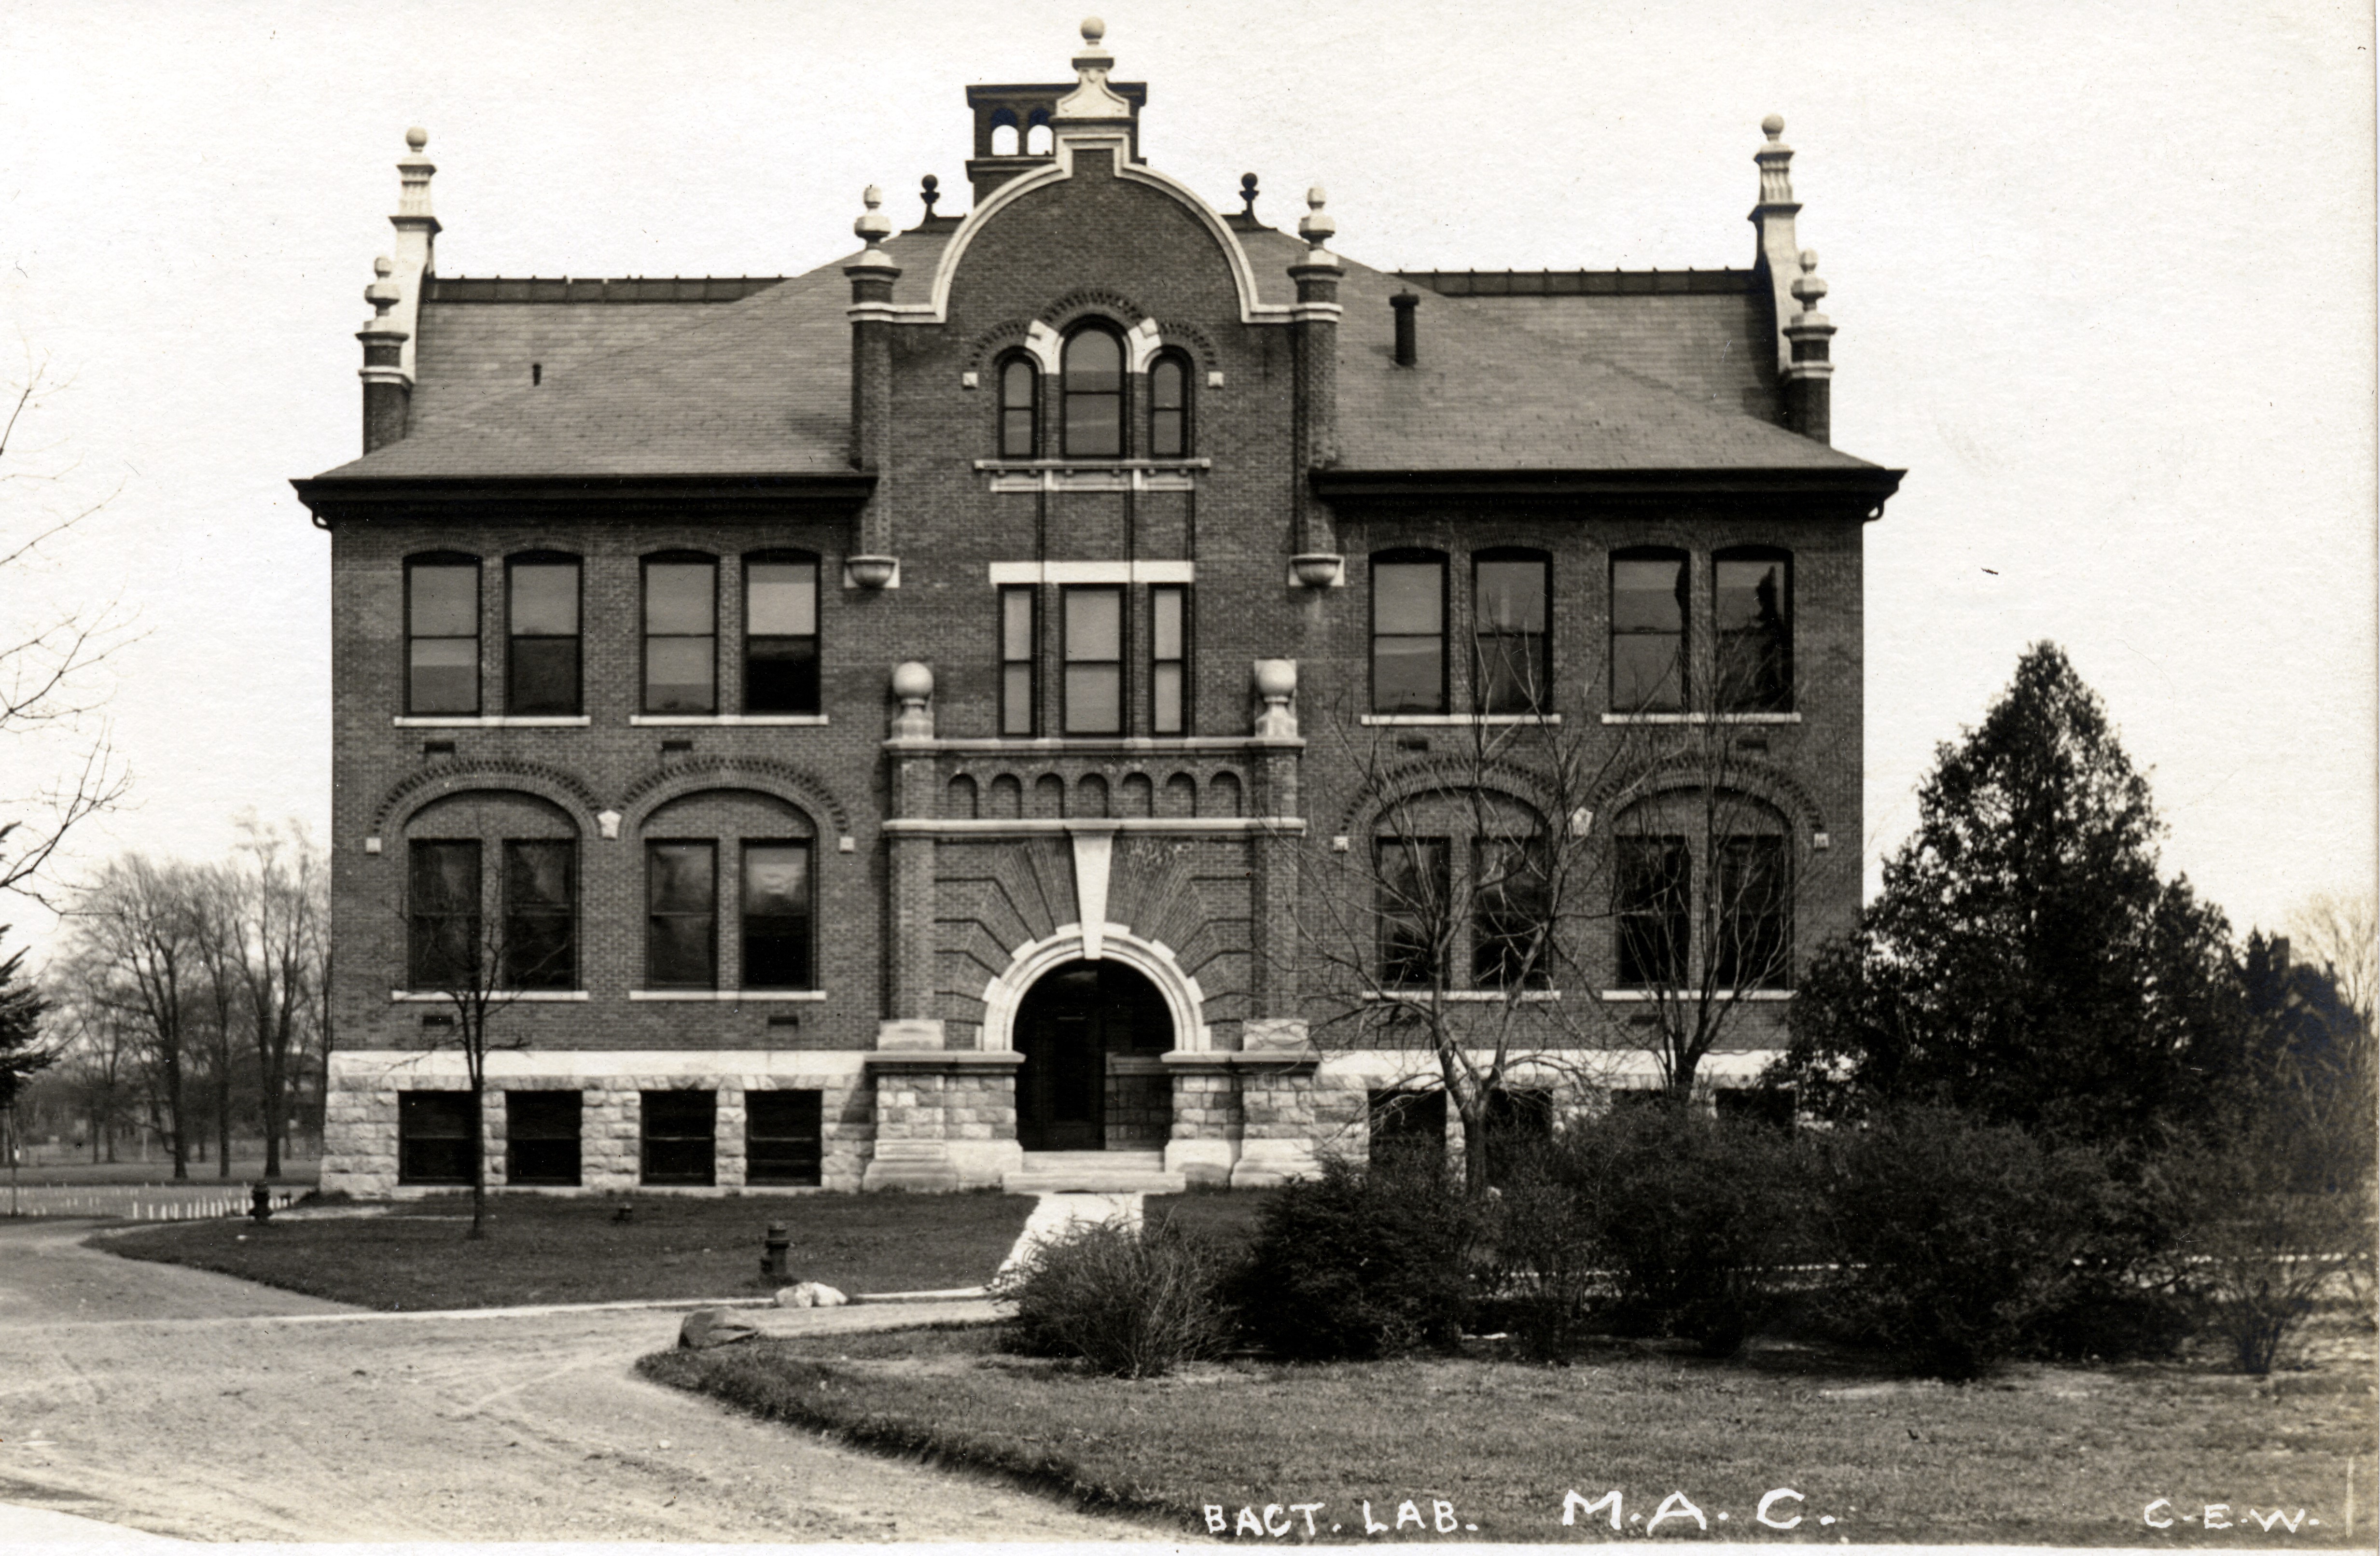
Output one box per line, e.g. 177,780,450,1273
101,1191,1035,1311
640,1314,2378,1545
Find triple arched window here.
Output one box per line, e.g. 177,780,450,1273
992,326,1193,460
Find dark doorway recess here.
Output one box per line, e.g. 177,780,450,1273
1014,959,1170,1151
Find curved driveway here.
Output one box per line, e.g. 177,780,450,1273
0,1219,1157,1542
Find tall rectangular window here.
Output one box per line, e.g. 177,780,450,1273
501,840,575,990
1611,553,1687,712
741,842,814,989
1377,836,1449,988
642,557,717,713
640,1090,716,1186
505,1091,582,1185
1062,585,1124,735
1475,553,1549,714
744,556,821,715
1150,585,1187,735
405,558,480,714
645,841,717,988
1715,834,1791,988
407,840,481,989
1149,356,1188,457
1473,836,1552,988
999,358,1039,458
1615,834,1690,987
505,557,580,716
1372,555,1447,714
746,1089,824,1186
1714,553,1792,712
1000,586,1037,736
398,1092,477,1184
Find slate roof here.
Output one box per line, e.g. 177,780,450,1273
308,212,1882,483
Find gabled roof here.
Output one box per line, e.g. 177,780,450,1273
306,212,1884,485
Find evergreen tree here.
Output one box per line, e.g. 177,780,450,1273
0,930,51,1111
1782,644,2241,1145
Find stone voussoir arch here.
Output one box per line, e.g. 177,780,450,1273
1038,287,1150,332
372,760,601,836
966,319,1037,378
617,757,853,836
1334,754,1560,840
1588,753,1827,839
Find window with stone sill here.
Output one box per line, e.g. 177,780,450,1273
1061,324,1126,458
405,553,480,716
505,553,580,717
640,1089,716,1186
743,552,821,717
642,553,718,715
1371,550,1448,716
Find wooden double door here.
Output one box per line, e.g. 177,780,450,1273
1014,960,1170,1151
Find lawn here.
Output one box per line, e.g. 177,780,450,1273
102,1190,1035,1310
641,1310,2378,1545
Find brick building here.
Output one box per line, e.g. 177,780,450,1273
294,22,1901,1196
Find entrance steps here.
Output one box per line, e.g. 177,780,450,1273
1003,1150,1185,1194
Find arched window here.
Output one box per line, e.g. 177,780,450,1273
1148,351,1191,458
989,110,1019,157
1610,547,1687,713
998,354,1039,458
1370,549,1447,714
404,552,480,715
1473,548,1549,714
1024,115,1053,155
1608,792,1792,991
1713,547,1792,712
1062,325,1125,458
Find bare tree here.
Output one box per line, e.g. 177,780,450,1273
1,356,134,907
40,979,139,1162
397,836,572,1237
188,863,250,1179
1594,713,1837,1101
231,816,327,1177
2288,890,2377,1028
56,856,208,1179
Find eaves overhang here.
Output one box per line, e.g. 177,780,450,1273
291,472,878,529
1311,466,1904,519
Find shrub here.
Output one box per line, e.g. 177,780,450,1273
1589,1105,1816,1357
1234,1155,1485,1360
1820,1106,2127,1379
993,1214,1236,1378
2164,1087,2377,1374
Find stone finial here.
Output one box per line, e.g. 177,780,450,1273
1298,186,1336,258
1791,248,1828,318
919,173,940,217
1253,659,1299,738
363,255,400,318
853,185,893,250
1056,16,1130,120
1754,114,1795,206
890,661,934,739
1240,173,1260,219
397,127,436,218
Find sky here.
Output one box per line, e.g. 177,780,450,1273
2,0,2373,961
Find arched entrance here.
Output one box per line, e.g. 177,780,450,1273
1013,959,1171,1151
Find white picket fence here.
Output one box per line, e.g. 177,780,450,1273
3,1184,307,1221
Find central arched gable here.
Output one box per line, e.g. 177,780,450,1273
908,134,1295,328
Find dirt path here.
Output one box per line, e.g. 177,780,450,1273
0,1220,1161,1542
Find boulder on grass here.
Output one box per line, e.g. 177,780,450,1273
677,1306,760,1349
774,1281,850,1309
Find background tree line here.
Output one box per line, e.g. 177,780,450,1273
14,817,331,1179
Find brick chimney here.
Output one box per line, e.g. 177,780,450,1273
355,128,440,453
962,19,1147,204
